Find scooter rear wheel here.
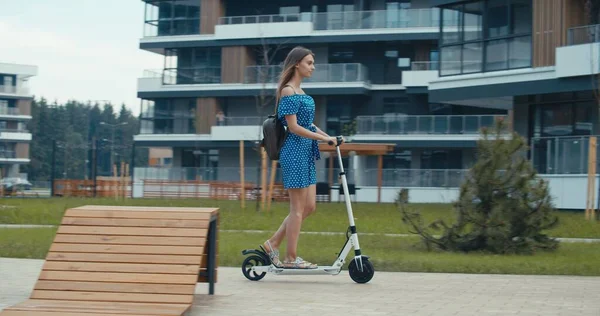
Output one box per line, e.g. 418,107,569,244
348,257,374,284
242,255,268,281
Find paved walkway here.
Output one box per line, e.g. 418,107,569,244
1,258,599,315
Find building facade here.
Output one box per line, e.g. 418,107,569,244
135,0,569,202
426,0,600,209
0,63,36,179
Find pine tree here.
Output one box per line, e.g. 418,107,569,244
399,119,560,254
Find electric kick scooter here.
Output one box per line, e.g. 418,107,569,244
241,136,375,284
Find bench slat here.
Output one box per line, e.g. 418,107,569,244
1,311,155,316
4,299,188,315
49,243,203,255
57,226,207,237
33,280,195,295
65,209,213,220
41,261,199,274
53,234,205,246
38,271,197,285
68,205,218,214
46,252,202,265
61,217,209,229
31,290,193,304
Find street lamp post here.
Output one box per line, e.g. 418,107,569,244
100,122,128,172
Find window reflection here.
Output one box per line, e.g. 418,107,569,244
439,0,532,76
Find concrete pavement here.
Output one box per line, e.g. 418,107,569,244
1,257,599,315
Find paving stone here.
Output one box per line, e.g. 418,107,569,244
1,257,599,315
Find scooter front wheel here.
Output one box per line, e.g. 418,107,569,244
348,257,374,284
242,255,268,281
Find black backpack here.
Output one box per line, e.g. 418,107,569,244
261,113,288,161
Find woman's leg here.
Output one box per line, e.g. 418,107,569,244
265,183,316,251
283,187,307,262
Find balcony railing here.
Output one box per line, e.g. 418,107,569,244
567,24,600,45
245,63,368,84
355,114,506,135
312,8,439,30
0,107,21,116
218,8,440,30
410,61,440,71
0,150,16,159
134,166,468,188
0,128,29,133
359,168,467,187
162,67,221,85
220,116,262,126
531,135,600,174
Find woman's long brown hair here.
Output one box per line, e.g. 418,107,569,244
274,46,314,113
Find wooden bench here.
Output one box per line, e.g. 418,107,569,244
0,205,219,316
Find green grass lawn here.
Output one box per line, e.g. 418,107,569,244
0,197,598,238
1,227,599,276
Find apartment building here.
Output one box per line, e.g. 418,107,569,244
134,0,509,202
424,0,600,209
0,63,36,179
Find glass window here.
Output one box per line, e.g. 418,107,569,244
508,36,531,68
542,104,573,136
438,0,532,75
511,0,532,34
574,102,594,135
463,1,483,41
442,5,462,44
441,45,461,76
462,42,482,73
487,0,509,37
485,39,508,71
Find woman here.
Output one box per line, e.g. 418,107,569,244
262,46,342,269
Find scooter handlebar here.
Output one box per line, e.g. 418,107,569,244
327,136,344,147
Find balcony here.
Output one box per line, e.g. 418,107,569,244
244,63,369,84
402,61,440,87
0,84,30,96
557,24,600,78
138,63,371,98
0,150,16,159
163,67,221,85
140,8,440,47
567,24,600,46
136,115,264,144
352,114,507,143
0,128,32,141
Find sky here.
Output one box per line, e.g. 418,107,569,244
0,0,164,115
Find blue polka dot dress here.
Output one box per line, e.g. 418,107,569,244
277,93,321,189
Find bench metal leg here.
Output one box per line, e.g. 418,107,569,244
207,217,217,295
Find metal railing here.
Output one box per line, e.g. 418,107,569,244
218,8,441,30
0,108,21,116
359,168,467,187
219,13,311,25
245,63,368,84
0,128,29,133
162,67,221,85
530,135,600,174
143,18,200,37
355,114,506,135
567,24,600,45
313,8,439,30
0,150,16,158
220,117,262,126
133,166,467,188
410,61,440,71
